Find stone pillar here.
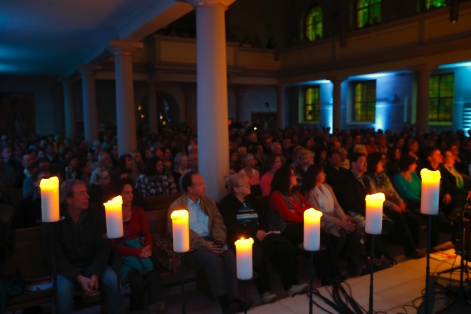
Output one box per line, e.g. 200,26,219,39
108,41,143,156
186,0,235,201
414,66,435,134
330,77,343,132
276,85,283,129
148,82,158,135
78,66,99,144
62,78,76,139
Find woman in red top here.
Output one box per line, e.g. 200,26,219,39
269,165,341,285
112,178,164,313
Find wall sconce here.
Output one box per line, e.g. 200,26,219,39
450,0,460,23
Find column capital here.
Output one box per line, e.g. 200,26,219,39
183,0,235,9
328,76,346,83
108,40,143,55
408,64,437,74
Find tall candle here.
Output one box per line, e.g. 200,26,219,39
170,209,190,252
365,193,385,235
304,208,323,251
234,237,254,280
39,176,60,222
420,169,441,215
104,196,123,239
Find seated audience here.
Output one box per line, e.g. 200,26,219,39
219,173,308,303
260,154,283,197
135,157,178,197
88,167,112,210
366,153,424,258
269,165,341,285
239,154,261,196
13,167,51,229
110,179,164,313
302,164,364,276
167,172,251,314
42,179,122,313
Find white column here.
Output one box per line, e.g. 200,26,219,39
108,41,143,156
186,0,235,201
62,79,76,139
148,82,159,135
78,66,99,144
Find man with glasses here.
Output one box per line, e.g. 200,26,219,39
167,171,250,314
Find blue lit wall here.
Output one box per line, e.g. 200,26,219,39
453,65,471,131
323,72,416,132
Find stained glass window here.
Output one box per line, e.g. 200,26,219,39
305,87,320,122
356,0,381,29
306,6,323,41
429,73,454,122
353,81,376,122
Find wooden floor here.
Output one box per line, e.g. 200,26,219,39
158,249,471,314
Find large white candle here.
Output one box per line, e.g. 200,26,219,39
104,196,123,239
420,169,441,215
235,237,254,280
39,176,60,222
304,208,323,251
365,193,385,235
170,209,190,253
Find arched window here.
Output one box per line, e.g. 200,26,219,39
426,0,446,10
356,0,381,29
305,5,323,41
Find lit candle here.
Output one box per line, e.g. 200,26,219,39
39,176,60,222
420,169,441,215
170,209,190,253
234,237,254,280
303,208,323,251
365,193,385,235
104,196,123,239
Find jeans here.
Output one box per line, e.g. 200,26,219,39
56,266,122,314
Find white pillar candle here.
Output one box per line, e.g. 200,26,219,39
303,208,323,251
365,193,385,235
420,169,441,215
235,237,254,280
39,176,60,222
104,196,123,239
170,210,190,253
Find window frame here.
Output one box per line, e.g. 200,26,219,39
356,0,381,29
305,5,323,42
304,86,321,123
352,80,376,123
428,73,454,125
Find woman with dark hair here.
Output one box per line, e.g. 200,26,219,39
218,173,307,303
110,178,164,313
392,155,421,209
366,153,424,259
260,154,283,197
117,154,139,184
301,164,364,275
135,157,178,197
269,165,341,285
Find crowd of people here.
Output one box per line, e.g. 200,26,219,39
2,124,471,313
